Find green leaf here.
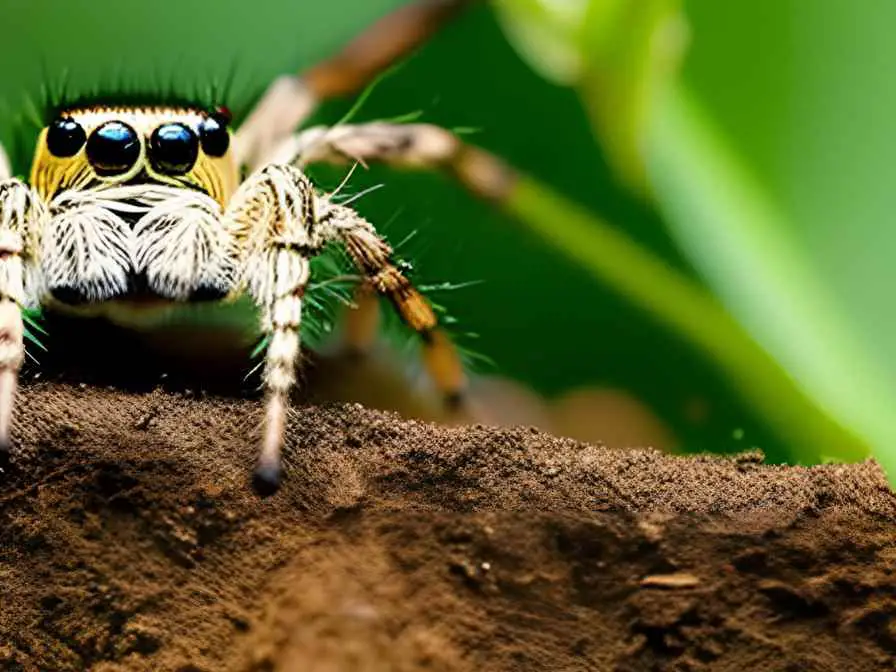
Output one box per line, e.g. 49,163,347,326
506,170,870,463
491,0,895,477
647,85,896,470
491,0,588,85
494,0,689,193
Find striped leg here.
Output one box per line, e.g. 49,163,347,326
227,165,314,496
0,177,43,470
228,162,466,495
270,122,513,203
271,124,490,408
317,201,467,409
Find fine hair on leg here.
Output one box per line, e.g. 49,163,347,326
0,178,43,468
226,162,467,494
315,200,468,407
225,164,315,495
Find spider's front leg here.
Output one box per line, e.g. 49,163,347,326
228,163,465,495
227,164,318,496
0,176,43,469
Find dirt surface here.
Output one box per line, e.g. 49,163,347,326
1,380,895,671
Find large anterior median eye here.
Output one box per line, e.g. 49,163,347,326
149,123,199,175
86,121,141,176
46,117,87,158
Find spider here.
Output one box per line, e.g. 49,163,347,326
0,0,487,496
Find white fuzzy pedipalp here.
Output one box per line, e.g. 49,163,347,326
39,184,239,303
133,187,236,300
42,187,135,302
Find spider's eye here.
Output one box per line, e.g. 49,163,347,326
214,106,232,125
46,117,86,158
86,121,141,176
149,123,199,175
198,113,230,157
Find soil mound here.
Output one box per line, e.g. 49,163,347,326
1,381,894,671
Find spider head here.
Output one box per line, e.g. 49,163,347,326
30,105,238,206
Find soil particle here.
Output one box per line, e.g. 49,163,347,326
1,381,894,671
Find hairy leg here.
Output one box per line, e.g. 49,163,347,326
271,123,495,411
315,200,467,408
277,121,515,203
0,176,43,468
227,162,466,493
226,164,316,495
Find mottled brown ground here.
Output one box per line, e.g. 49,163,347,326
1,380,894,671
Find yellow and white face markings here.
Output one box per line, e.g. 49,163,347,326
30,105,239,207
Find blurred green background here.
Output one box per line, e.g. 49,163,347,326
1,0,894,480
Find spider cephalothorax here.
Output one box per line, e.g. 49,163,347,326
0,94,468,495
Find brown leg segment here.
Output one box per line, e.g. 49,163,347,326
366,260,467,407
322,204,468,407
284,122,515,203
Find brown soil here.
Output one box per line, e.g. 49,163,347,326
1,380,895,671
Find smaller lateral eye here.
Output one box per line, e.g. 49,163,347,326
199,113,230,157
214,106,232,125
46,117,86,158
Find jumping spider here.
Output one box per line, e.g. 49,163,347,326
0,2,482,496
